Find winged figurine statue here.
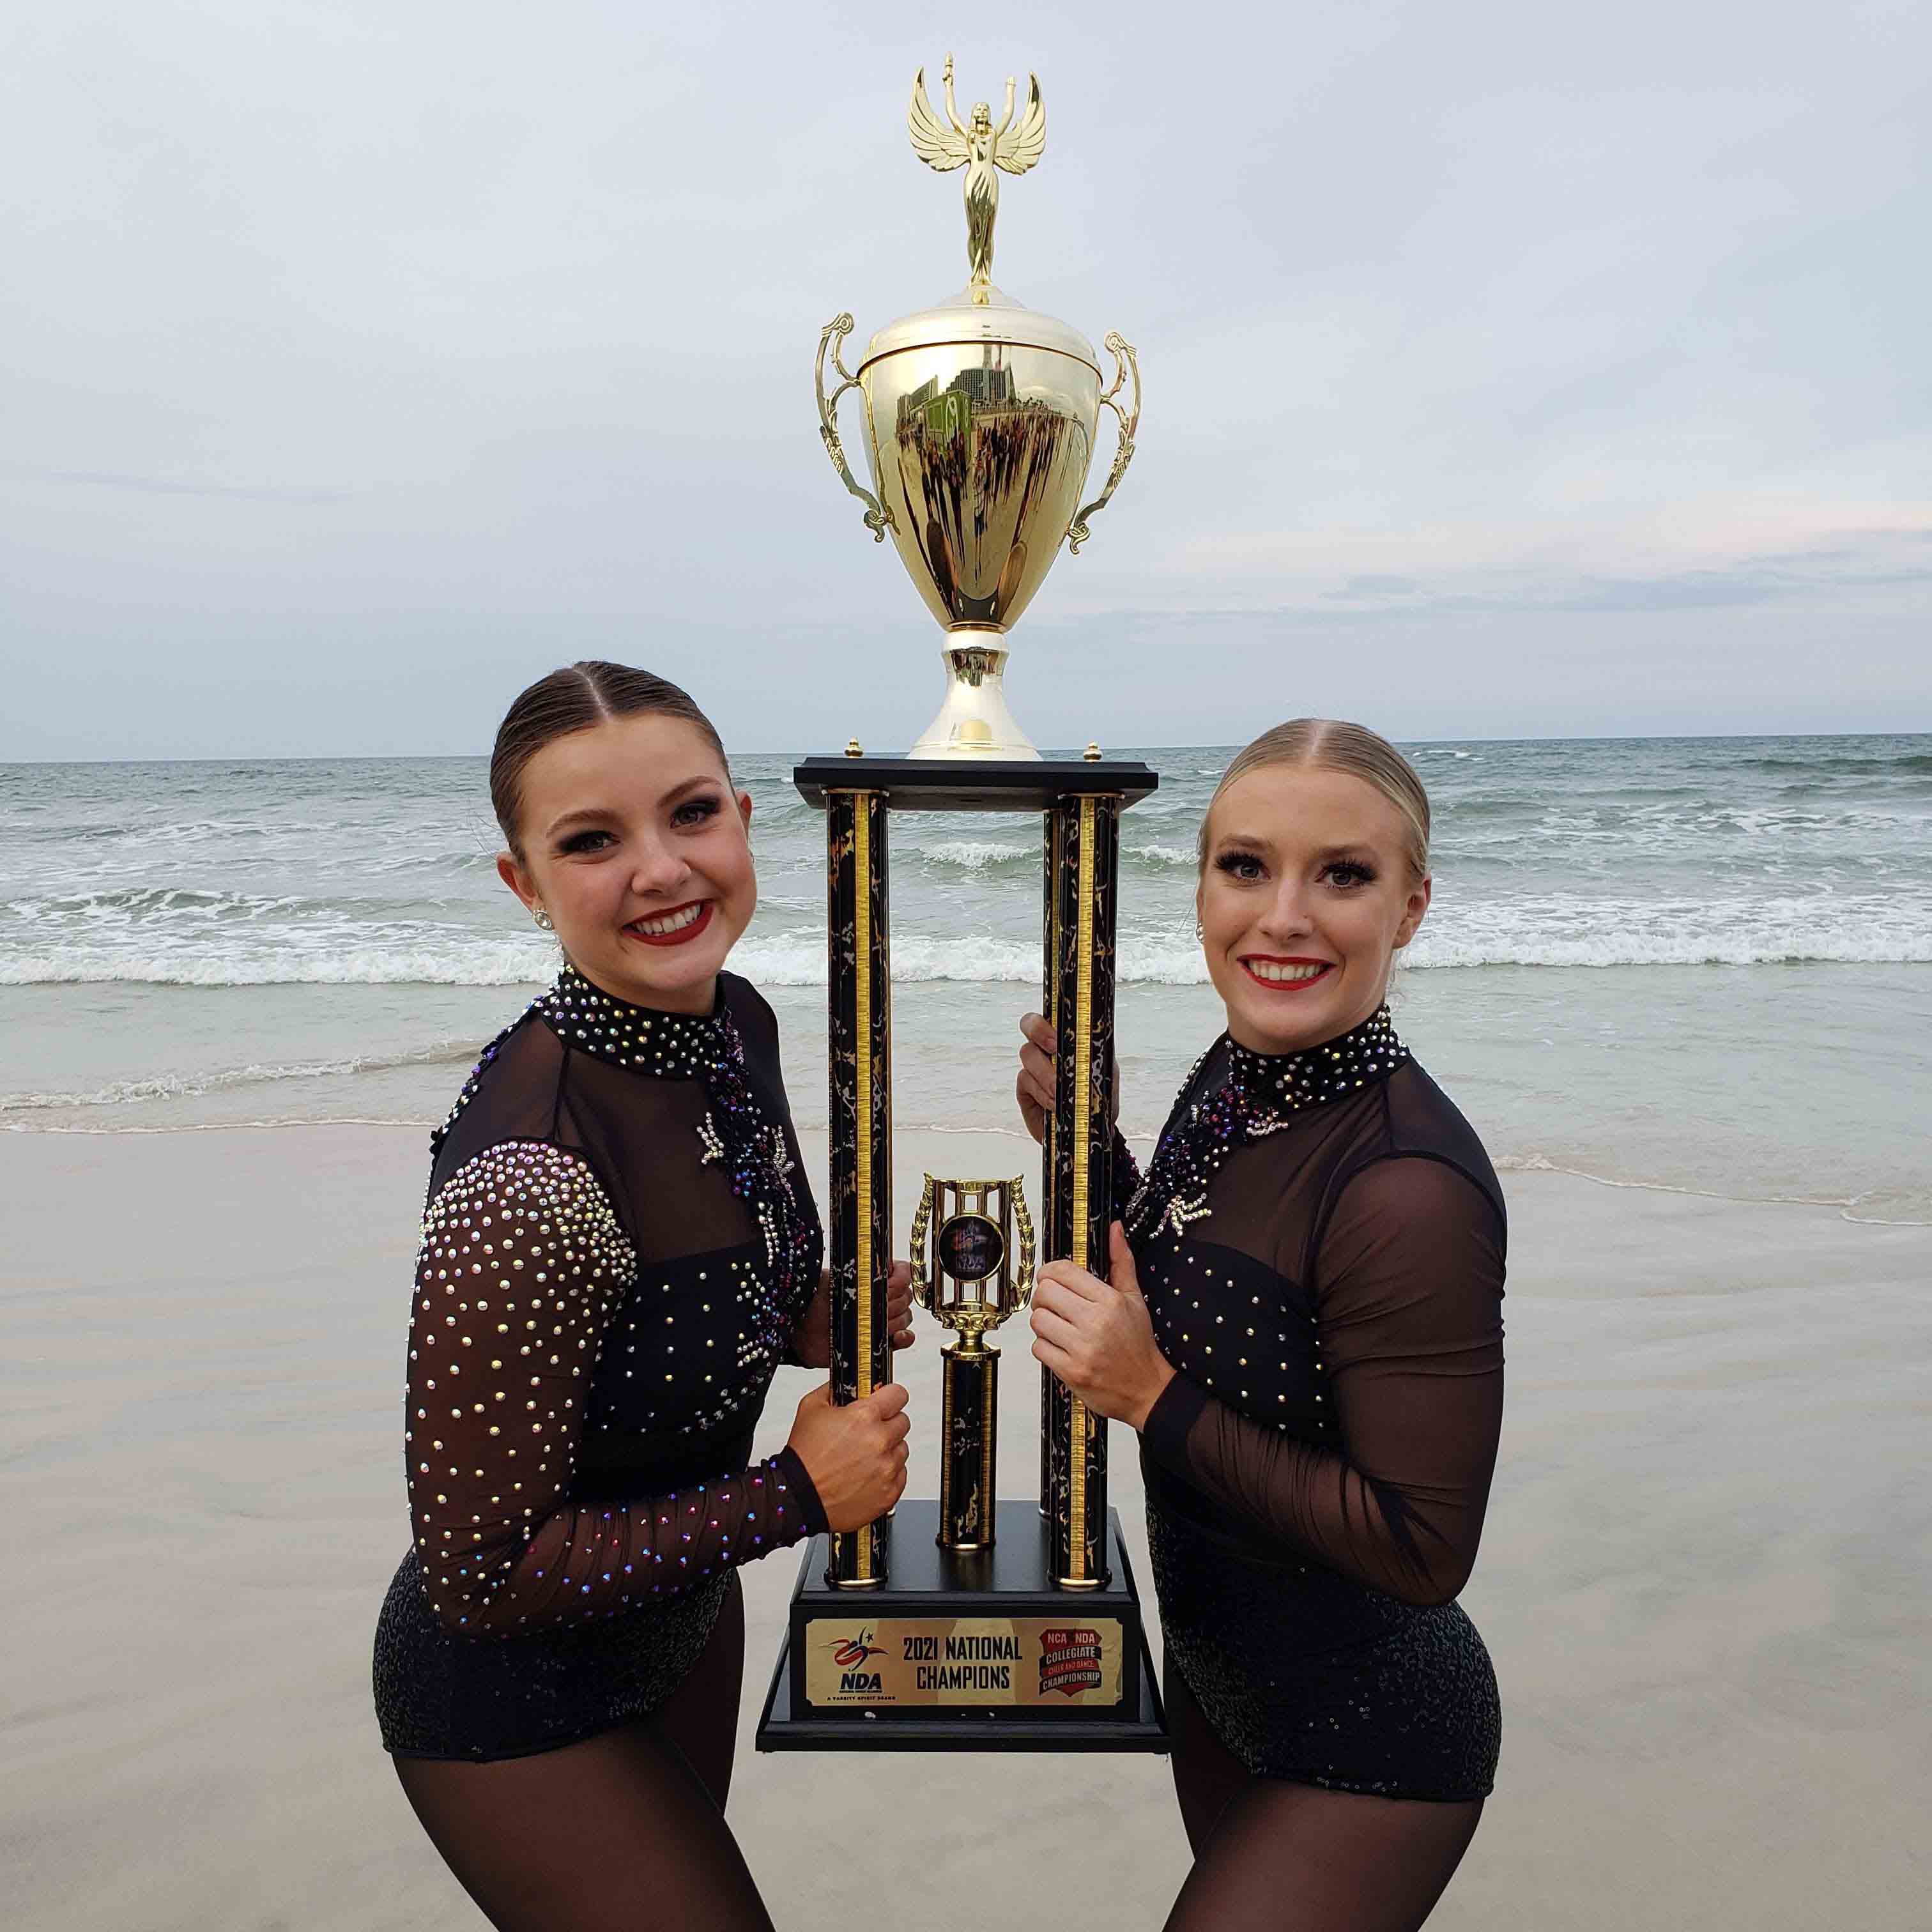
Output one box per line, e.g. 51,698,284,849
908,55,1046,300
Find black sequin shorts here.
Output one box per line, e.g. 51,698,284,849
1147,1499,1499,1800
372,1551,732,1763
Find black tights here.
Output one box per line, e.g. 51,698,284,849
1164,1664,1483,1932
393,1578,771,1932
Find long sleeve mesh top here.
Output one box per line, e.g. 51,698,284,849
404,966,825,1637
1119,1008,1506,1610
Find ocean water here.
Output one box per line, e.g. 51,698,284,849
3,736,1928,1222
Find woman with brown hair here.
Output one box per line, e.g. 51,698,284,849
1018,719,1506,1931
372,662,914,1931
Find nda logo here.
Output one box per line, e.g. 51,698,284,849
1038,1627,1103,1698
827,1628,885,1693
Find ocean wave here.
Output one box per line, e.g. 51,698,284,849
6,885,311,921
0,940,555,986
887,837,1199,877
911,839,1038,872
0,1040,480,1113
1487,1153,1929,1225
1730,752,1932,779
1403,896,1932,967
4,891,1929,987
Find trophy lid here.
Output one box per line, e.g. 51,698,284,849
860,283,1100,376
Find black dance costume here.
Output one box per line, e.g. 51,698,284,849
1117,1006,1506,1926
372,964,825,1765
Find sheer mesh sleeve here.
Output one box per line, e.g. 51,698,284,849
1111,1128,1142,1223
1140,1157,1504,1608
406,1141,824,1637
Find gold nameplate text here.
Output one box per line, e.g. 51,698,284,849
803,1616,1124,1708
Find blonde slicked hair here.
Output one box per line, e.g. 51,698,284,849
1197,719,1432,882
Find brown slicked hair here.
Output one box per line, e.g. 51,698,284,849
489,662,730,857
1197,719,1431,882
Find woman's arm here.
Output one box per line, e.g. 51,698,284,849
1140,1157,1505,1607
405,1141,826,1637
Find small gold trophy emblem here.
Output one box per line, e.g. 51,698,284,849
909,1176,1034,1551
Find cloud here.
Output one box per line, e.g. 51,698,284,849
0,1,1928,755
0,466,356,504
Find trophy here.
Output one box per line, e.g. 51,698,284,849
757,57,1164,1754
813,54,1140,758
910,1176,1035,1551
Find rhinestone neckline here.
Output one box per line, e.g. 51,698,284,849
532,963,735,1079
1220,1004,1408,1111
1126,1006,1409,1243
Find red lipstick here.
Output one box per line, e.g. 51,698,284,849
1238,954,1335,993
624,901,714,948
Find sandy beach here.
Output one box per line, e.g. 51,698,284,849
4,1121,1927,1931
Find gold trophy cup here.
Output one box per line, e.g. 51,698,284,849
814,56,1140,758
909,1176,1036,1550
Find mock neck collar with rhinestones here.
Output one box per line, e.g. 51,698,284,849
1219,1003,1409,1112
534,962,736,1078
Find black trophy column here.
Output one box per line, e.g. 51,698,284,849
1044,792,1121,1589
1038,809,1061,1516
939,1344,997,1551
824,787,893,1588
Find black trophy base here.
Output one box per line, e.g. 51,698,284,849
755,1500,1167,1753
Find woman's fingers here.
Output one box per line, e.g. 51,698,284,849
1031,1333,1077,1383
886,1261,917,1347
1036,1261,1108,1303
1015,1013,1057,1144
1029,1302,1082,1349
1018,1044,1055,1108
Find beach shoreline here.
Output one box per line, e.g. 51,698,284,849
4,1123,1928,1930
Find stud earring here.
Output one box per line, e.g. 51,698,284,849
533,907,555,931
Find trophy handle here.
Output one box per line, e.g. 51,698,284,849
1008,1174,1036,1312
815,313,895,542
908,1175,937,1312
1066,331,1140,555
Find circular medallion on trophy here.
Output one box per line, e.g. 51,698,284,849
935,1211,1006,1284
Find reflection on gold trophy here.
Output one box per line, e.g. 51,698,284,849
909,1176,1036,1551
813,56,1141,758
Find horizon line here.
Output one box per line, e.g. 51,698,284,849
4,723,1931,767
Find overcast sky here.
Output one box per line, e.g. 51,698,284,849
2,1,1926,759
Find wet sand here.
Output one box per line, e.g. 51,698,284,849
3,1124,1927,1929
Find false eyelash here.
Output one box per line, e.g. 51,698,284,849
1213,847,1265,877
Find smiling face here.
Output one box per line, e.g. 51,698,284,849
495,712,755,1015
1197,763,1431,1054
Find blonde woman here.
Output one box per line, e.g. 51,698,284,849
1018,721,1504,1931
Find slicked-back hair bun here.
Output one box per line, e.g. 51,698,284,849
489,663,729,858
1198,719,1430,882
